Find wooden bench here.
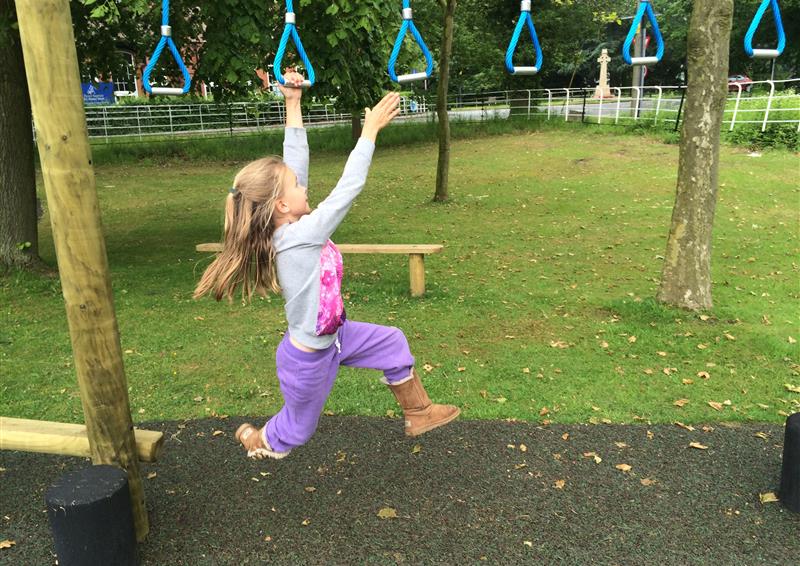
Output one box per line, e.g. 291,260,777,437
196,243,443,297
0,417,164,463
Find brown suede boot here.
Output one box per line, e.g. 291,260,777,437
388,369,460,436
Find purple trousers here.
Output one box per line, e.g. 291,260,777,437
264,319,415,452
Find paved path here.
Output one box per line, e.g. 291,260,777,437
1,417,797,565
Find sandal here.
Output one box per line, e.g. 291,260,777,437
234,423,291,460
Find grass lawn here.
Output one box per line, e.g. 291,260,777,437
1,127,798,426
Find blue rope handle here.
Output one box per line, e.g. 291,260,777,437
505,1,543,75
744,0,786,59
274,0,316,87
388,0,434,84
142,0,192,95
622,1,664,66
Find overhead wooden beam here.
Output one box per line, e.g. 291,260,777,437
14,0,149,541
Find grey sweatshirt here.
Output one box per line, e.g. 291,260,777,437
273,127,375,349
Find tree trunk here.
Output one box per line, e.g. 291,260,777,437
433,0,456,203
656,0,733,311
350,109,362,142
0,0,39,269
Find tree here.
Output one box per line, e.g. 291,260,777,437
0,0,37,269
433,0,456,203
657,0,734,310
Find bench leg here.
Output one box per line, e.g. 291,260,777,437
409,254,425,297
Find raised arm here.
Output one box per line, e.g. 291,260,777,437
279,69,308,187
283,92,400,245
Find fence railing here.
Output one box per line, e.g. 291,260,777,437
77,78,799,143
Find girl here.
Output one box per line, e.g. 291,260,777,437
194,70,460,460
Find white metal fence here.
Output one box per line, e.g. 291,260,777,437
80,78,799,143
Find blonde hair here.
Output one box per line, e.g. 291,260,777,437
194,157,289,301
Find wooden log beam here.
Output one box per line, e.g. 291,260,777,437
0,417,164,463
14,0,149,541
196,243,444,255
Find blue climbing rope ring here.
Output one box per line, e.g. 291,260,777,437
142,0,192,95
388,0,434,84
273,0,316,88
505,0,543,75
622,0,664,66
745,0,786,59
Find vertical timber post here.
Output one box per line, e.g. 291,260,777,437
14,0,148,541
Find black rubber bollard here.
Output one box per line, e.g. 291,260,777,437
780,412,800,513
45,465,138,566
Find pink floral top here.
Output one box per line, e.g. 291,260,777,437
315,240,345,336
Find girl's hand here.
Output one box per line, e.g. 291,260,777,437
278,67,305,101
361,92,401,142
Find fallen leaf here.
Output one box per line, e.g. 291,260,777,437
554,479,566,489
539,407,550,416
411,445,421,454
147,472,157,479
562,433,570,441
628,336,637,343
759,492,779,504
583,451,602,464
600,341,610,349
212,430,224,437
615,464,632,472
675,422,695,431
523,541,533,547
550,340,570,349
301,519,311,526
724,333,736,341
673,399,690,408
457,367,466,372
614,442,629,448
682,379,694,385
789,336,797,344
689,442,708,450
522,367,531,374
785,384,800,394
304,486,316,493
697,343,708,350
647,430,654,440
422,364,434,372
514,463,528,470
377,507,398,519
657,351,667,357
697,371,711,379
644,368,654,375
640,478,657,486
0,540,14,550
520,444,528,452
495,397,508,404
754,432,769,440
708,401,724,411
699,315,710,321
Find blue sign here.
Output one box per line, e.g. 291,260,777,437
81,82,115,105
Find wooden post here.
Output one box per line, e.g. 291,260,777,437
409,254,425,297
14,0,148,541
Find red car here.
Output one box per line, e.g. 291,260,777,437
728,74,753,93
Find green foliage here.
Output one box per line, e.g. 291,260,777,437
725,124,800,151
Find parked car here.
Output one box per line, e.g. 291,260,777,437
728,74,753,93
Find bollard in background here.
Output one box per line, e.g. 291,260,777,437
45,465,138,565
779,412,800,513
